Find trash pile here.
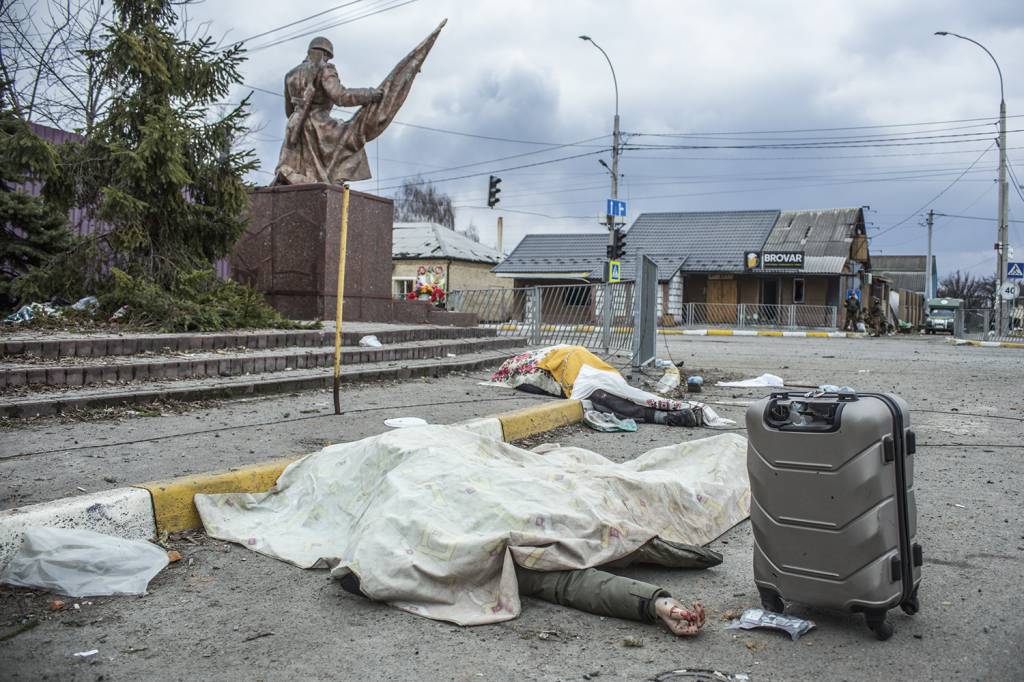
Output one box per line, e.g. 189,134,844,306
3,296,107,324
484,345,734,429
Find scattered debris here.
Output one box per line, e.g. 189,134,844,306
167,550,183,562
122,646,149,654
725,607,815,641
359,335,383,348
243,631,275,642
1,527,170,597
536,630,559,640
50,599,66,610
72,649,99,658
655,365,681,394
716,373,784,388
720,608,743,621
686,376,704,393
0,619,39,642
622,636,645,647
583,410,638,433
744,639,766,652
651,669,750,681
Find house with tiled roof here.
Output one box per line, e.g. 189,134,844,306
391,222,509,298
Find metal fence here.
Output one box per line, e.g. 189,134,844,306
663,303,838,330
446,283,636,352
957,306,1024,342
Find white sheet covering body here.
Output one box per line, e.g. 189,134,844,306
196,426,750,626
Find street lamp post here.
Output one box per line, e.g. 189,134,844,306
579,35,620,281
935,31,1009,334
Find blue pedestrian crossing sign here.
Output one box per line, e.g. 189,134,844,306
1008,262,1024,281
606,199,627,218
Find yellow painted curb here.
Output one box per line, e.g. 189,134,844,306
806,332,829,337
498,399,584,443
706,329,734,336
757,331,783,337
136,457,298,534
962,338,1024,349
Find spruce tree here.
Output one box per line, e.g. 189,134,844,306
58,0,256,279
0,103,73,308
19,0,294,330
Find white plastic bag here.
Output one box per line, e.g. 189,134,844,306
716,373,785,388
0,527,169,597
655,366,680,394
359,335,383,348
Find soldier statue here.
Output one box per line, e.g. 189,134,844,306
273,21,446,186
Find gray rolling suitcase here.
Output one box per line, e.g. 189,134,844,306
745,391,922,640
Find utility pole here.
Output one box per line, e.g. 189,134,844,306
997,94,1009,334
926,209,934,299
935,31,1009,333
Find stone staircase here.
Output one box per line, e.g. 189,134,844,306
0,324,526,417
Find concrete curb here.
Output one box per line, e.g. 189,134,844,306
660,329,853,338
0,400,583,570
949,337,1024,349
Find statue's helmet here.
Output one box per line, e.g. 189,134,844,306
308,36,334,59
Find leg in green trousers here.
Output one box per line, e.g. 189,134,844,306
515,538,722,623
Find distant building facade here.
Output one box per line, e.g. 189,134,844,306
391,222,509,297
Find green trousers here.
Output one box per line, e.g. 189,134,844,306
515,538,722,623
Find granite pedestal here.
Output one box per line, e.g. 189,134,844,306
232,184,475,325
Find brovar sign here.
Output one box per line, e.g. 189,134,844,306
761,251,805,269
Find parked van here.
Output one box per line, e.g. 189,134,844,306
924,298,962,335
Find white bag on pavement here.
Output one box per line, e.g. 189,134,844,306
359,335,383,348
0,527,169,597
716,373,785,388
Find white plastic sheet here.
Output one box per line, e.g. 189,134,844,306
1,527,169,597
716,373,785,388
196,426,750,626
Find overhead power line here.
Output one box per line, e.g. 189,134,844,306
246,0,420,53
232,0,366,45
872,143,995,238
627,113,1024,138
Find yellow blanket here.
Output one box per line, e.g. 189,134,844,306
536,345,617,397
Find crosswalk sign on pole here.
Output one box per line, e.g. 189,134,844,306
608,260,621,283
1007,262,1024,281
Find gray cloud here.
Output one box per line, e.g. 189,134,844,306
186,0,1024,276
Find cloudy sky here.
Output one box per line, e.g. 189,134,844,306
186,0,1023,277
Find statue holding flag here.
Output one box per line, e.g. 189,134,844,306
273,20,446,186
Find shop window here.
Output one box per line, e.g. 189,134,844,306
793,278,805,304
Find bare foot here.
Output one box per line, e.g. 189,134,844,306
654,597,705,636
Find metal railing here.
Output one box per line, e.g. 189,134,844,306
446,283,636,352
664,303,838,330
957,306,1024,343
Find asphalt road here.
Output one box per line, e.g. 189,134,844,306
1,335,1022,681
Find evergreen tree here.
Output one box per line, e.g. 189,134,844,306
0,101,73,308
55,0,256,280
16,0,296,331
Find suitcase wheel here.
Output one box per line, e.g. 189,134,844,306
757,587,785,613
865,611,894,641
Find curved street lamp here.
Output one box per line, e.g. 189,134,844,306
935,31,1009,332
579,35,620,200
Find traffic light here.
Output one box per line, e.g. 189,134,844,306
606,227,626,260
487,175,502,208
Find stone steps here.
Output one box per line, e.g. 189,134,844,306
0,347,523,418
1,336,524,390
0,325,498,360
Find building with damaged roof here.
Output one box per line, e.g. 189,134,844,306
391,222,509,298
